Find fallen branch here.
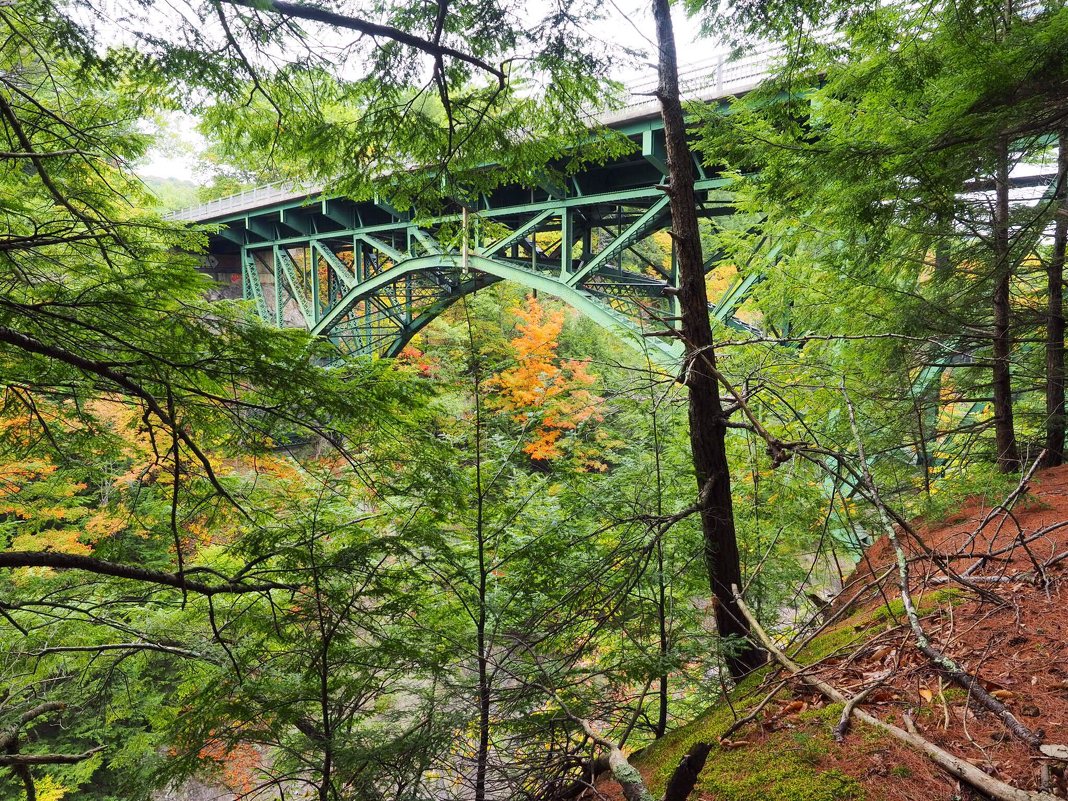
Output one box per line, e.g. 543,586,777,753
575,719,654,801
733,585,1059,801
520,668,656,801
786,565,896,657
834,682,880,742
843,391,1043,749
720,677,787,742
935,544,1068,585
931,520,1068,582
547,753,610,801
540,687,713,801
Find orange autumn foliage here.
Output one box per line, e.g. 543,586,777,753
489,295,604,466
0,404,146,557
0,397,248,560
195,735,263,795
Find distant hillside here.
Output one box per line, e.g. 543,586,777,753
141,175,201,212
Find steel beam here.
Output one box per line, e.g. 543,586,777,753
566,197,670,287
275,246,314,325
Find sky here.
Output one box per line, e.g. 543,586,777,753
135,0,727,184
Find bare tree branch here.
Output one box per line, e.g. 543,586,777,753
0,747,105,766
27,642,206,660
0,551,293,595
0,148,78,158
216,0,505,85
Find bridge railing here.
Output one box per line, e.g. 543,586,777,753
620,48,777,108
592,49,775,127
167,181,326,222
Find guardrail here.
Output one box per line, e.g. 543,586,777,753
167,180,325,222
622,49,775,107
596,50,774,127
166,51,776,223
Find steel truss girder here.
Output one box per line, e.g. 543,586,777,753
236,178,758,368
566,196,670,287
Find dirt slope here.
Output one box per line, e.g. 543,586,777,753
592,465,1068,801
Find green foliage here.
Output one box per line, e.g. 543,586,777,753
0,5,455,798
9,0,1068,797
912,462,1022,528
680,1,1068,558
198,67,634,210
141,176,200,211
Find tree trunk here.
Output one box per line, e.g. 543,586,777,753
1043,129,1068,468
651,0,764,679
467,314,493,801
475,406,492,801
992,135,1021,472
655,538,669,738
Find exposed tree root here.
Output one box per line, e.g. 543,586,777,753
662,740,713,801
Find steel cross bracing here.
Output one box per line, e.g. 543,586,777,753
233,181,748,367
188,142,1059,379
193,114,765,368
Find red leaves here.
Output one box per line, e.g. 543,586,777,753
397,344,439,378
196,735,262,795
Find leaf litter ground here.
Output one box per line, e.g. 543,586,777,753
590,465,1068,801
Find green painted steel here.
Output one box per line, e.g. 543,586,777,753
192,121,758,367
566,197,671,288
242,251,271,320
313,254,684,364
275,246,314,325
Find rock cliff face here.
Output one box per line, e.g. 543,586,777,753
153,778,233,801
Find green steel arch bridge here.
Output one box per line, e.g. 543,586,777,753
168,56,1063,551
169,56,773,368
169,54,1059,374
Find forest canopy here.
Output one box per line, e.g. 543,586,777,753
2,0,1068,799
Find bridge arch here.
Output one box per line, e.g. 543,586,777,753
309,254,684,367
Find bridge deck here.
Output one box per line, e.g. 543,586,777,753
167,51,772,223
